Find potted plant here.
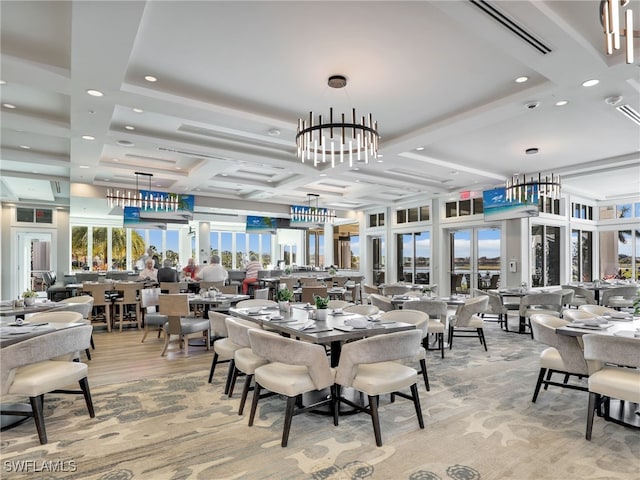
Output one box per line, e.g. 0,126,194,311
276,287,294,312
314,295,330,321
328,266,337,276
22,289,38,306
284,266,292,276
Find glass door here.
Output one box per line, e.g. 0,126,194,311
371,236,385,285
449,227,501,294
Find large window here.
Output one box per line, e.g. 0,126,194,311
531,225,560,287
71,226,89,271
571,229,593,282
307,229,324,267
396,231,430,284
371,236,385,285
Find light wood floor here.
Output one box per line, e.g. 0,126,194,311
86,327,213,387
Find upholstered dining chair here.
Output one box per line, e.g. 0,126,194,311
253,288,270,300
403,299,448,358
53,295,96,357
583,334,639,440
335,329,424,447
0,325,95,444
362,284,380,304
208,312,243,395
159,294,210,356
378,310,431,391
247,328,338,447
327,300,354,309
112,282,141,331
225,317,270,414
140,288,166,343
578,305,621,316
600,285,638,310
344,283,361,304
519,293,564,339
219,284,239,294
472,289,508,331
301,286,327,303
343,304,379,316
236,299,278,309
448,296,489,351
561,285,596,308
382,284,412,296
369,293,394,312
160,281,188,294
529,314,589,403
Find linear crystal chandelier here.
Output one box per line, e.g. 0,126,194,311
296,75,379,168
290,194,336,224
505,173,561,203
601,0,638,64
106,171,180,211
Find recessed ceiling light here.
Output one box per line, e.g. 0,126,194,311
582,79,599,87
104,178,110,182
221,173,228,177
79,165,89,169
416,147,425,151
319,173,327,177
132,108,144,113
0,80,6,85
525,147,539,155
376,159,384,163
175,167,181,170
267,179,273,183
86,89,103,97
555,100,569,106
268,128,280,136
144,75,157,82
605,95,623,106
116,140,134,146
3,103,16,109
82,135,95,140
515,76,529,83
355,179,361,182
19,145,31,149
125,125,135,130
32,171,38,174
352,167,360,171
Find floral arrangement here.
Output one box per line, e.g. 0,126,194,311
22,289,38,298
328,266,337,276
276,287,294,302
313,295,330,310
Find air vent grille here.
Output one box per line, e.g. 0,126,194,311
469,0,552,54
616,104,640,126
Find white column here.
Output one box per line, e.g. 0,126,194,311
324,222,334,267
198,222,210,265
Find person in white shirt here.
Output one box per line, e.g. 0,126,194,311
138,258,158,282
196,255,228,283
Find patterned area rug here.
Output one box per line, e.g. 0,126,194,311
1,322,639,480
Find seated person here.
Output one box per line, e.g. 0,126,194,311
195,255,228,283
182,257,199,279
157,259,180,283
137,258,158,282
242,255,262,295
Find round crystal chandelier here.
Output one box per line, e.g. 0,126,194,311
296,75,379,168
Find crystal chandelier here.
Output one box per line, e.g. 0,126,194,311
106,172,179,211
296,75,379,168
505,173,561,203
601,0,638,64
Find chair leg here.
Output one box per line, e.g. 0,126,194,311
228,366,239,398
331,385,339,426
208,352,219,383
224,360,235,395
448,326,454,349
419,359,430,391
478,328,487,351
369,395,383,447
586,391,599,440
29,395,47,445
544,370,553,390
248,382,261,427
411,383,425,429
160,332,171,356
90,335,95,350
439,333,444,359
141,325,149,343
85,348,91,360
282,395,297,447
238,374,253,415
532,368,546,403
79,377,96,418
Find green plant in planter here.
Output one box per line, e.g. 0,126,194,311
22,289,38,299
284,266,292,276
328,267,337,276
276,287,294,302
633,292,640,315
314,295,330,310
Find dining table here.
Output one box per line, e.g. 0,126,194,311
230,304,415,367
391,294,463,309
0,299,61,319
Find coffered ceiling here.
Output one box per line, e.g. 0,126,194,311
1,1,639,219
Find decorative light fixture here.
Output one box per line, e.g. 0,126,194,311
106,171,179,211
290,194,336,224
505,173,561,203
296,75,379,168
600,0,638,64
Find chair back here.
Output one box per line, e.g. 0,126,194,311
519,292,563,316
578,305,618,316
335,330,422,388
347,283,362,304
583,334,640,372
248,329,333,390
76,272,100,283
404,299,447,321
81,282,110,307
484,290,507,314
601,286,639,306
301,286,327,303
160,282,188,294
226,317,262,348
561,285,596,305
208,310,231,337
106,271,130,281
219,285,239,294
363,284,380,295
114,282,140,303
253,288,270,300
562,309,598,322
1,325,92,395
199,281,225,291
279,277,296,290
556,288,575,307
299,277,322,287
379,310,429,338
451,296,489,327
344,304,379,316
140,287,161,310
30,310,84,324
236,299,277,309
228,270,246,282
369,293,393,312
382,284,412,296
51,301,93,319
158,294,190,317
327,300,353,309
529,314,589,376
332,276,347,287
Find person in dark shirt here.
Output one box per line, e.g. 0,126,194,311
157,259,179,283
